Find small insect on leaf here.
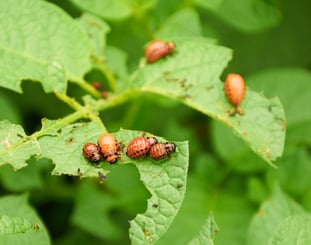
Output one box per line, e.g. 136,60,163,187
98,133,119,164
126,136,158,159
224,73,246,116
82,142,102,163
149,142,176,160
145,40,175,63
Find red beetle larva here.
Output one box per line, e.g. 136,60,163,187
149,142,176,160
82,142,102,163
145,40,175,63
126,136,158,159
224,73,246,116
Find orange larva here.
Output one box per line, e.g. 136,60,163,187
149,142,176,160
97,133,119,164
82,142,102,163
145,40,175,63
126,136,158,159
224,73,246,115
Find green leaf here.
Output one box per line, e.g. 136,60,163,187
155,8,202,38
70,0,132,20
77,13,110,63
0,194,50,244
41,123,189,243
269,215,311,245
247,185,306,245
113,131,189,244
276,146,311,195
0,0,92,93
196,0,281,32
213,193,254,245
157,154,219,245
73,164,149,241
188,214,219,245
0,214,34,235
106,46,129,87
38,121,107,178
71,0,158,20
0,120,39,169
131,37,285,166
212,120,267,172
247,68,311,128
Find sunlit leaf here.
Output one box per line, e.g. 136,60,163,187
0,0,92,93
131,37,285,166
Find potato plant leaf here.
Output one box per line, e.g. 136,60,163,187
269,215,311,245
247,185,307,245
70,0,132,20
38,122,189,243
188,214,219,245
0,194,49,244
111,130,189,244
195,0,281,32
0,214,35,235
0,120,39,169
131,37,285,166
0,0,92,93
38,121,107,177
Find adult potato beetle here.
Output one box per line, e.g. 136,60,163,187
126,136,158,159
145,40,175,63
98,133,119,164
224,73,246,116
82,142,102,163
149,142,176,160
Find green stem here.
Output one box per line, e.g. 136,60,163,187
70,77,101,98
54,91,107,132
54,91,84,111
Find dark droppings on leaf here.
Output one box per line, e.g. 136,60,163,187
17,133,24,138
56,129,62,134
98,172,106,182
69,125,79,134
77,168,82,177
162,70,170,76
179,94,191,100
206,85,214,91
152,203,159,208
180,79,192,91
65,137,75,144
176,183,183,189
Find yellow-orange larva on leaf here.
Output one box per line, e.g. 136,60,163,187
97,133,119,164
224,73,246,116
145,40,175,63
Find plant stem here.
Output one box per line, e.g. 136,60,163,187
54,91,107,131
70,77,101,98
